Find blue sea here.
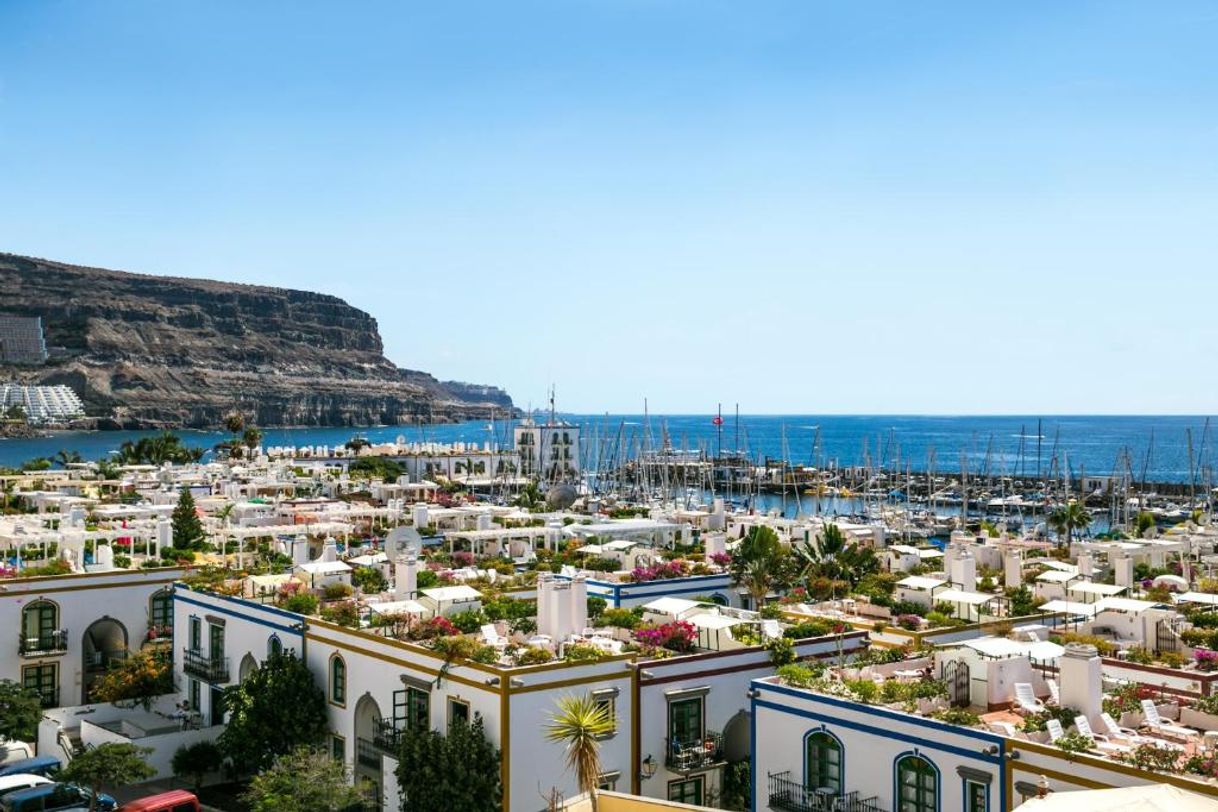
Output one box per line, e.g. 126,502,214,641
2,415,1214,484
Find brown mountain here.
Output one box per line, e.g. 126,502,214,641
0,253,514,428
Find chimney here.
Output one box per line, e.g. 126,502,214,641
155,519,172,560
951,547,977,590
394,553,418,600
704,533,726,562
1059,643,1104,726
320,537,338,563
292,534,311,567
709,498,726,531
569,575,588,637
477,513,493,531
942,543,959,579
1113,553,1134,588
95,543,115,569
1003,548,1023,589
412,504,430,529
1077,551,1094,578
536,572,555,636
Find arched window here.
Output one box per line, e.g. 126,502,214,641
329,654,346,706
805,732,842,794
20,600,60,654
895,754,938,812
149,590,172,630
267,635,283,657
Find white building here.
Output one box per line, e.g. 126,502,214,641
514,416,580,481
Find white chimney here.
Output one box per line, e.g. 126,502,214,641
412,504,430,528
1077,551,1094,578
1003,548,1023,589
536,572,556,636
95,543,115,569
569,575,588,637
704,534,727,562
155,519,172,559
1059,643,1104,726
951,547,977,590
709,498,726,531
1114,553,1134,588
320,537,338,562
477,513,493,532
292,534,311,567
942,543,959,579
394,554,418,600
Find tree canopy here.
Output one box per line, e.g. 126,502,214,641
60,743,155,811
729,525,788,607
0,679,43,742
171,487,207,550
396,715,501,812
115,432,203,465
243,746,365,812
218,651,328,773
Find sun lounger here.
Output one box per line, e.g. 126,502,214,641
1046,679,1061,706
1074,715,1131,756
1140,700,1198,742
1046,719,1066,743
1098,712,1180,750
1013,683,1044,714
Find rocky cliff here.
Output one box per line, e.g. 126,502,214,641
0,253,515,428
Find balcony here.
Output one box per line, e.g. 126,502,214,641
356,738,382,771
373,719,402,754
85,649,128,674
665,730,725,772
182,648,229,683
19,629,69,657
767,772,883,812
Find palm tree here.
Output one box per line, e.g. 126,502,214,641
1048,501,1092,546
730,525,787,609
224,413,245,435
545,694,614,810
793,523,879,590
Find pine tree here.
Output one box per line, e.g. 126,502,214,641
396,716,501,812
218,651,328,774
171,488,205,551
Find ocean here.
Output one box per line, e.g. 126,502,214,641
1,415,1214,484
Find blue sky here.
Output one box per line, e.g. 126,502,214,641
2,2,1216,414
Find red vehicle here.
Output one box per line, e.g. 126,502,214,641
120,790,199,812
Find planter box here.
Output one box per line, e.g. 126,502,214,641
1181,707,1218,731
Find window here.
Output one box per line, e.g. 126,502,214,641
331,734,346,762
330,655,346,705
896,755,938,812
592,688,618,738
188,678,201,716
22,663,57,708
966,781,987,812
21,600,58,648
668,776,704,805
668,696,704,747
208,623,225,661
805,732,842,794
407,686,429,730
149,590,172,629
448,697,470,730
597,772,621,792
189,616,201,651
268,635,283,657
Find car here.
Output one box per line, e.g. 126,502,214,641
0,743,34,768
0,759,60,780
119,790,200,811
0,776,52,799
0,782,117,812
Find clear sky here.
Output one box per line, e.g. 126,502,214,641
2,2,1216,415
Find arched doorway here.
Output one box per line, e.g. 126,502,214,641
82,617,129,703
353,694,383,807
238,654,258,683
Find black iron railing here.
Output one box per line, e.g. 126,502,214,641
767,772,883,812
85,649,128,673
182,648,229,683
373,719,402,753
356,738,382,771
665,730,725,772
19,629,69,657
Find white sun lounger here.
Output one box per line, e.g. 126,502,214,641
1046,679,1061,706
1013,683,1044,714
1098,712,1181,750
1140,700,1198,742
1074,715,1131,756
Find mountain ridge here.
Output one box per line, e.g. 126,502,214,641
0,252,514,428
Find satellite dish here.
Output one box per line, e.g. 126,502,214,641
385,526,423,560
546,483,578,510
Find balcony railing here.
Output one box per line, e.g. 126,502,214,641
19,629,69,657
182,648,229,683
373,719,402,753
767,772,884,812
665,730,725,772
356,738,382,771
34,687,60,709
85,649,128,673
